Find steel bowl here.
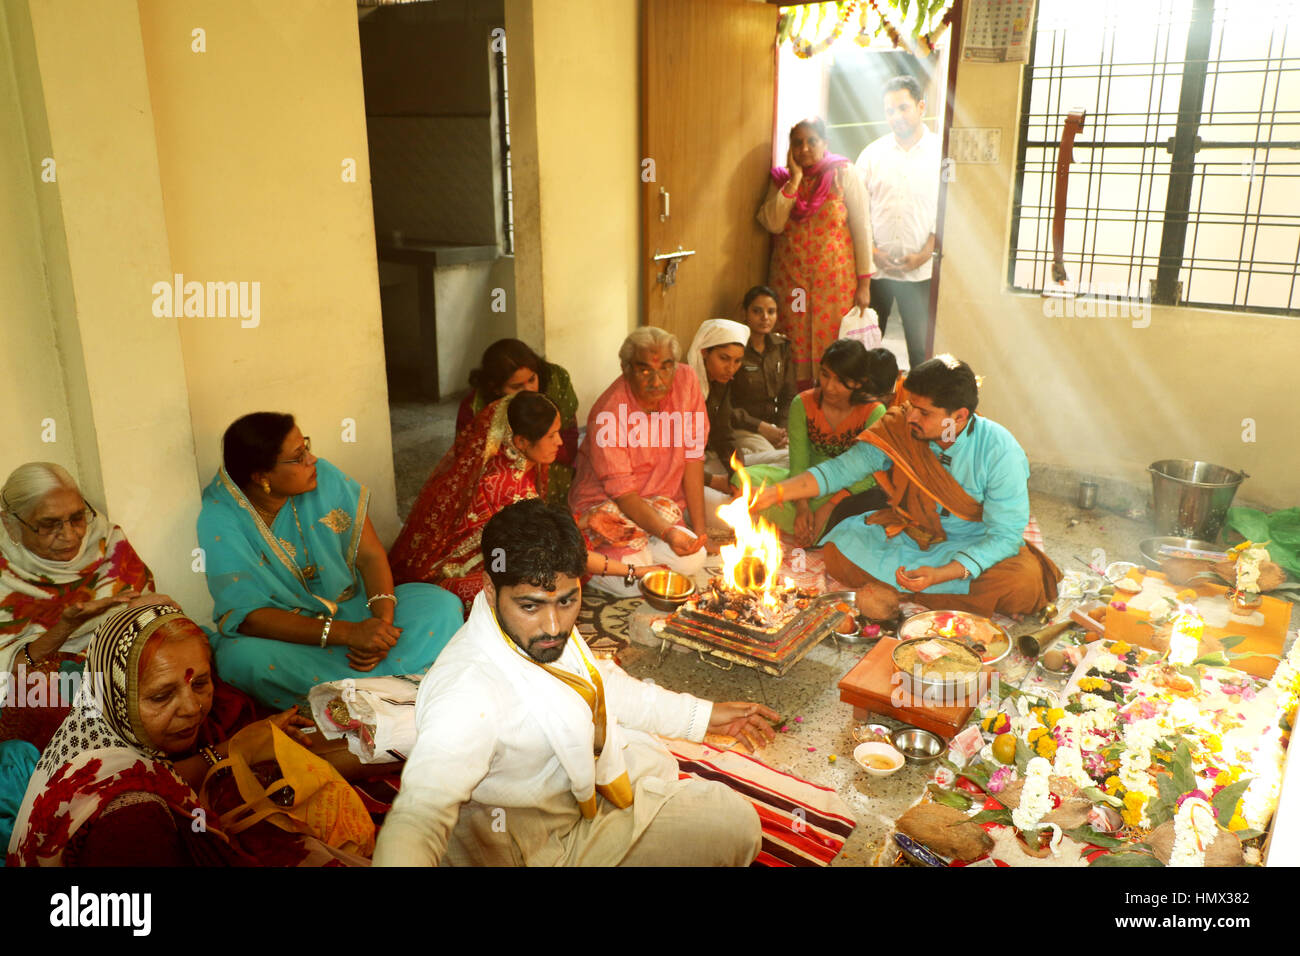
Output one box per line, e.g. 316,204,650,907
898,610,1011,667
891,726,948,765
638,570,697,612
1137,536,1221,569
891,637,984,703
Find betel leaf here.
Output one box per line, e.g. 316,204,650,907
928,784,973,811
1177,664,1203,690
968,807,1014,826
1169,739,1197,796
1063,825,1125,849
956,758,991,789
1212,777,1253,827
1014,736,1036,775
1090,850,1164,867
1083,786,1123,809
1218,634,1247,651
1192,652,1231,669
1234,828,1265,842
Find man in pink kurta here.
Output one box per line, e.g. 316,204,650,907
570,328,711,597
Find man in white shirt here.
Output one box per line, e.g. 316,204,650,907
373,498,778,867
855,75,942,370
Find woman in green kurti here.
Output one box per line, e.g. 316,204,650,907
747,340,897,546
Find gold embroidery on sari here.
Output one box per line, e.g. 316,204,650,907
318,509,352,534
278,538,297,559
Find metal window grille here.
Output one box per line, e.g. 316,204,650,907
495,39,515,256
1009,0,1300,315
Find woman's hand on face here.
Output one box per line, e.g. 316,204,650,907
785,146,803,187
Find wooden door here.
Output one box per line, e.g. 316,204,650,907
642,0,778,346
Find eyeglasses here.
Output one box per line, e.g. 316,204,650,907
277,436,313,466
631,363,675,383
2,494,98,539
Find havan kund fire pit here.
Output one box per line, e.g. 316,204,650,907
657,463,850,675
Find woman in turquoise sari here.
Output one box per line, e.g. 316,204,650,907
197,413,463,709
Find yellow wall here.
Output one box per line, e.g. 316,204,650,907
3,0,400,626
507,0,641,414
137,0,400,538
936,62,1299,509
0,2,75,482
7,0,209,616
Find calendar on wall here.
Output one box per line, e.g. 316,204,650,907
961,0,1036,63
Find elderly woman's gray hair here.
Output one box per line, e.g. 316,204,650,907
618,326,681,367
1,462,81,523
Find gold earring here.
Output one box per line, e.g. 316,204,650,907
260,479,271,494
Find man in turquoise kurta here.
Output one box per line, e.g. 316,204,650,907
752,357,1059,618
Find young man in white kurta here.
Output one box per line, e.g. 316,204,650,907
373,499,775,867
855,75,942,369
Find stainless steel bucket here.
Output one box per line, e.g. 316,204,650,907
1147,459,1247,541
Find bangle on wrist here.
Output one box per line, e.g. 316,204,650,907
365,592,397,609
200,746,221,769
320,617,333,648
23,643,37,668
625,565,637,587
776,484,785,504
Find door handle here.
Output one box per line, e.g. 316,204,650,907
659,187,670,222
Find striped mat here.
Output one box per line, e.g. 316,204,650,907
668,740,856,867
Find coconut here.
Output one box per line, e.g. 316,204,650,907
855,582,900,622
1148,820,1245,867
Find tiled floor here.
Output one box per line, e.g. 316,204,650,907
387,348,1287,867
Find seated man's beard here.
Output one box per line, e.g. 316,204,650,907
497,604,570,664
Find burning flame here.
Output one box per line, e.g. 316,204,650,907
715,456,785,607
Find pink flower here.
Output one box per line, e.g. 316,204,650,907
1176,789,1210,808
988,766,1016,793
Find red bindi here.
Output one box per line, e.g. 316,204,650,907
184,667,195,684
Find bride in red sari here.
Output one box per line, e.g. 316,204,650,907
390,392,664,612
389,392,562,611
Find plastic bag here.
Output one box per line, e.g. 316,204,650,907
838,305,882,349
204,722,376,857
307,674,420,764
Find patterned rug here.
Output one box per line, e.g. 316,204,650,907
577,591,641,654
669,740,856,867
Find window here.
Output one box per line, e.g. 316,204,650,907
1009,0,1300,315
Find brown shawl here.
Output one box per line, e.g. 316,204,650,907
858,407,981,550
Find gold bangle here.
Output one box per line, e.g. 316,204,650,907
776,484,785,504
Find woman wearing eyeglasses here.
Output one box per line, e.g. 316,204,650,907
196,413,463,709
0,463,153,745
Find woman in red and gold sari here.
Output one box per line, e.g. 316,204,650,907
389,392,565,613
758,116,875,387
391,392,656,612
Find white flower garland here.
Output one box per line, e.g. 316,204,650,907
1012,756,1054,832
1052,743,1094,790
1170,797,1216,867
